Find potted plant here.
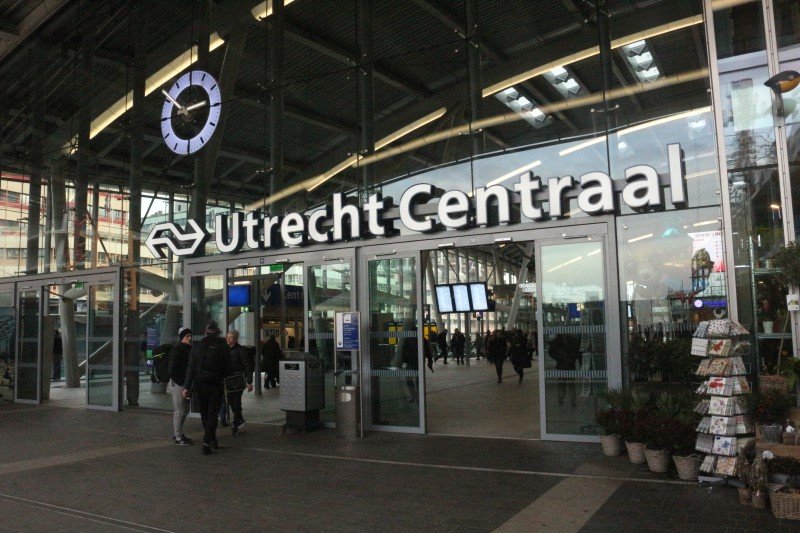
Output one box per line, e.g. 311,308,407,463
766,455,800,485
596,408,622,456
755,389,794,443
619,388,651,465
643,413,675,473
770,242,800,376
734,450,752,505
751,456,769,509
672,413,702,481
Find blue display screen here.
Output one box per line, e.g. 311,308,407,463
227,284,251,307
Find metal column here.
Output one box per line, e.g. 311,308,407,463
269,0,285,214
358,0,375,196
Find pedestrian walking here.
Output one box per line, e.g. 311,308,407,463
169,327,193,445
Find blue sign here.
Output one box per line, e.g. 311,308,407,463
336,312,360,350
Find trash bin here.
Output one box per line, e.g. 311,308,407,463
280,353,324,433
336,385,360,438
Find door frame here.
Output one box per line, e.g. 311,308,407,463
535,231,621,442
184,245,356,425
0,282,15,404
13,267,122,410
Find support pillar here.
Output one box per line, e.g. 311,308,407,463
465,0,484,157
507,243,534,330
269,0,285,214
358,0,375,197
25,43,45,275
74,8,94,269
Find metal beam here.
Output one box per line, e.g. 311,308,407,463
0,0,69,63
283,19,430,99
237,90,356,137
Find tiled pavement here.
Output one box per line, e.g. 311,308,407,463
0,403,796,532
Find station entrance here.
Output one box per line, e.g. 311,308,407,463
1,268,121,410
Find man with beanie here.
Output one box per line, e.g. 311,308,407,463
168,327,193,445
182,321,231,455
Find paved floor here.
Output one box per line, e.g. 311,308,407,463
0,403,796,532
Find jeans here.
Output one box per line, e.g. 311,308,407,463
171,380,189,439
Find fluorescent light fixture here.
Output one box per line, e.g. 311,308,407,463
251,0,296,21
486,160,541,187
483,14,703,97
587,249,601,257
692,220,718,227
770,204,781,210
559,136,606,156
308,107,447,191
685,169,716,180
375,107,447,150
89,32,226,139
627,233,653,243
547,256,583,273
617,106,711,137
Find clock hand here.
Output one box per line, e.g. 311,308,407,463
161,89,184,110
184,100,208,112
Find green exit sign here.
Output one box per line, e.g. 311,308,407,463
268,264,284,273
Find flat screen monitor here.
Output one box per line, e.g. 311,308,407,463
469,282,489,311
452,284,471,312
227,284,251,307
435,285,454,313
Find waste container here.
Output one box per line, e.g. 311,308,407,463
280,352,324,432
336,385,360,438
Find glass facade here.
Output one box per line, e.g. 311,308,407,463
0,0,795,439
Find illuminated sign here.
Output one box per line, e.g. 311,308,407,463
146,144,687,258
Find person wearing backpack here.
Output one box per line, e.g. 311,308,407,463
168,328,193,446
182,322,231,455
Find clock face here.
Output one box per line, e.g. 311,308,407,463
160,70,222,155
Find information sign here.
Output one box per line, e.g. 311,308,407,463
335,311,360,350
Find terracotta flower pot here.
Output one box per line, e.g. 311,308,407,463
600,434,622,456
625,441,646,464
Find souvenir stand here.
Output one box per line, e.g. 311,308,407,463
692,319,755,484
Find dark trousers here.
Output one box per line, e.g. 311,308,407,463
228,389,245,425
439,346,448,363
196,387,223,445
265,369,279,388
512,362,524,380
52,355,62,380
494,360,504,381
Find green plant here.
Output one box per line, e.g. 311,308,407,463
595,408,620,435
671,419,698,456
617,408,646,443
734,449,751,486
778,357,800,390
626,334,659,379
641,412,680,451
750,457,768,491
630,387,652,410
600,387,630,410
772,241,800,288
754,389,794,425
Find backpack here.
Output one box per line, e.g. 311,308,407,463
196,342,226,386
152,344,172,383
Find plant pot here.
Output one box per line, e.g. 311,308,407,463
674,454,700,481
763,320,774,334
625,441,646,464
761,375,791,393
760,423,784,444
599,434,622,456
738,487,752,506
752,489,767,510
644,447,671,473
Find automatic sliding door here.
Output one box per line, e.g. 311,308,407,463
365,253,422,431
307,260,352,425
0,287,15,404
87,284,116,408
16,288,40,403
538,238,609,440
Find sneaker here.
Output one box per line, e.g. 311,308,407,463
174,436,191,445
202,443,212,455
180,435,193,445
237,421,245,432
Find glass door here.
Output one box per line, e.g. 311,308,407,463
537,236,612,441
0,285,15,404
87,283,118,409
306,258,354,425
16,286,40,403
361,247,423,433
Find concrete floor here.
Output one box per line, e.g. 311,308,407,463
0,403,794,532
47,355,542,439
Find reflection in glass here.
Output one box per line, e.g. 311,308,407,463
307,263,350,424
87,285,114,407
17,289,39,401
541,241,606,436
369,257,419,428
0,291,15,403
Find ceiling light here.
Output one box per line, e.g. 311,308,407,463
485,160,541,187
617,107,711,137
627,233,654,243
692,220,718,227
559,136,606,156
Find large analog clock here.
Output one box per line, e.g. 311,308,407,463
160,70,222,155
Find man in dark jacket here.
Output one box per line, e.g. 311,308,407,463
451,328,466,365
169,327,193,445
437,328,449,364
182,322,231,455
262,334,282,389
226,329,254,435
